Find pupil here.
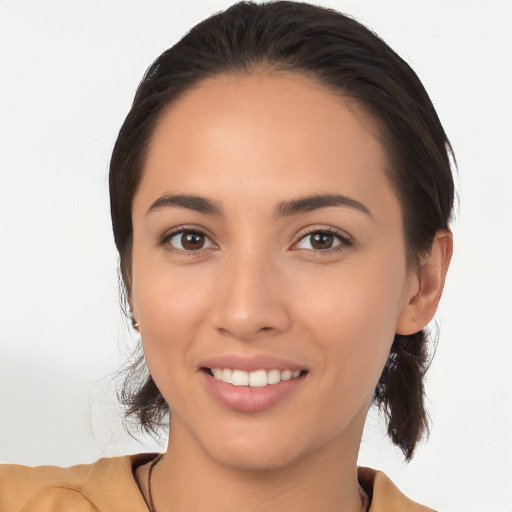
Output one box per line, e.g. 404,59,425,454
312,233,333,249
182,233,204,250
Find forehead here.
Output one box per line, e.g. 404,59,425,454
135,71,398,219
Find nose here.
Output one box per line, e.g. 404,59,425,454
210,251,291,341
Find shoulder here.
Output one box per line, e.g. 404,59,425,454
359,467,436,512
0,454,154,512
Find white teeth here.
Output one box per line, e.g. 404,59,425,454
231,369,249,386
267,369,281,385
248,369,267,387
280,370,292,381
221,368,233,383
210,368,303,387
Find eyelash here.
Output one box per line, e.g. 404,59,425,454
292,227,353,254
159,226,216,255
159,226,353,255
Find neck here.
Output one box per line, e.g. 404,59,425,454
147,414,367,512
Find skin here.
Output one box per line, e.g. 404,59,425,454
130,72,452,512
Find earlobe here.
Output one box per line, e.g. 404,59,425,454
128,298,140,331
396,229,453,335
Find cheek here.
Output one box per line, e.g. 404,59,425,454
295,257,408,385
131,264,218,413
130,251,216,366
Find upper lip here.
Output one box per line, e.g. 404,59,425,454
199,354,306,373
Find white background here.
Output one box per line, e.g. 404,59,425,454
1,1,511,511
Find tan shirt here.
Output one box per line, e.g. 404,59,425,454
0,454,435,512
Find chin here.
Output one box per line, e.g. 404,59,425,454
206,443,300,472
198,422,333,474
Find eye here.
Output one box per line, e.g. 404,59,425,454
295,230,350,252
165,230,214,252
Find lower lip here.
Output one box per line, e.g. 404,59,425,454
202,371,306,413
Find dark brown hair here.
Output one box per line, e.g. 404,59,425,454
110,1,455,460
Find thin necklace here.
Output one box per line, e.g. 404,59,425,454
146,456,369,512
146,454,163,512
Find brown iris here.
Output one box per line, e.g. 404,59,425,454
181,232,206,250
310,232,335,250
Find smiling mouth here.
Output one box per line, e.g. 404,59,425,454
202,368,307,387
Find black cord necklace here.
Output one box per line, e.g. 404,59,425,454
145,453,369,512
146,454,163,512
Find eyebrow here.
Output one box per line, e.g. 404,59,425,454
274,193,372,219
147,194,223,216
146,192,371,219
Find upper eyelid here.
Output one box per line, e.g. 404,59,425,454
291,227,353,252
161,225,215,241
159,226,218,252
295,225,352,241
159,224,352,249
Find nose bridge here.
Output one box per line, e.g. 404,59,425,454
212,246,290,340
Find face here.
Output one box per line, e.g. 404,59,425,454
130,72,419,471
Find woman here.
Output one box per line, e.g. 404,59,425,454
0,2,453,511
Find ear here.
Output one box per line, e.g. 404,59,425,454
396,229,453,335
